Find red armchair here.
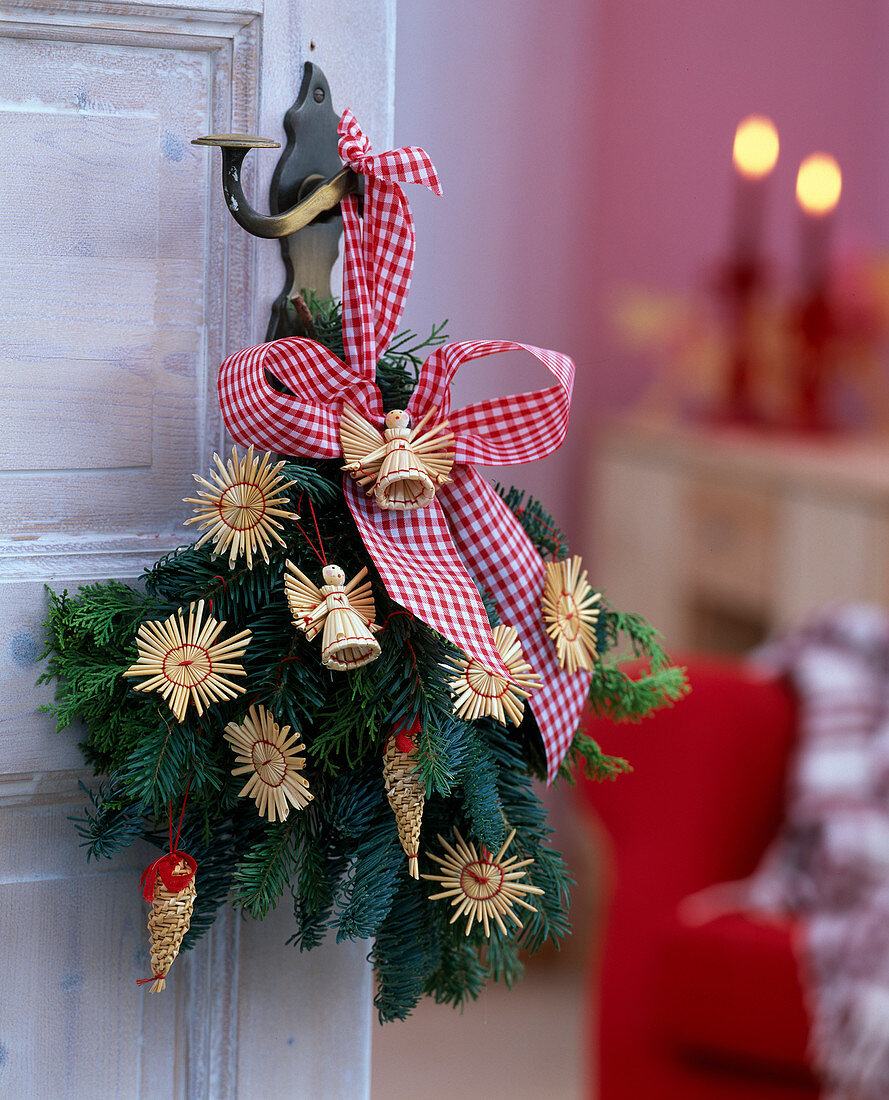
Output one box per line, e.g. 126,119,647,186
576,657,820,1099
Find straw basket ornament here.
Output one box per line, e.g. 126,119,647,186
122,600,252,722
541,555,602,674
183,444,299,569
382,719,426,878
141,855,196,993
446,624,541,726
224,704,313,822
340,404,454,510
422,827,544,938
284,562,381,671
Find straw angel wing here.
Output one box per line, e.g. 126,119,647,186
283,563,326,640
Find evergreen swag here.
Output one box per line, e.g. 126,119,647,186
39,295,687,1022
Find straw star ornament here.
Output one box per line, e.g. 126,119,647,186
422,827,544,937
224,705,313,822
541,555,602,674
123,600,251,721
183,445,299,568
446,624,541,726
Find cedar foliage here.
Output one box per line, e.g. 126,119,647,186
39,297,686,1021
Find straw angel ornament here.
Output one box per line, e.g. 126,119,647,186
284,562,381,671
340,405,454,510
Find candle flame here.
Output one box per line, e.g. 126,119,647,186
796,154,842,216
733,115,779,179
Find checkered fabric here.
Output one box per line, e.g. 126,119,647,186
345,479,512,681
218,336,382,457
338,108,442,373
407,340,574,465
216,109,583,779
439,467,592,783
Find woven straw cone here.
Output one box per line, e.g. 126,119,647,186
383,736,425,878
147,859,196,993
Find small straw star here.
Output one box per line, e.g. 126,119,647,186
447,625,541,726
123,600,251,721
422,827,545,938
224,705,313,822
542,555,602,674
183,445,299,569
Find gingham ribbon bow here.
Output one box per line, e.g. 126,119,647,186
218,111,590,780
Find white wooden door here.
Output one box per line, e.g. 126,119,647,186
0,2,394,1094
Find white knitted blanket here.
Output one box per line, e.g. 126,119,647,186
748,605,889,1099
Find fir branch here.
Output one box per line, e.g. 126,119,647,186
118,713,222,813
335,817,403,941
232,818,300,919
72,775,147,861
372,875,441,1022
557,734,632,784
483,925,525,989
424,930,489,1011
289,809,346,951
454,728,505,853
495,486,569,560
330,770,404,940
376,319,449,410
586,603,689,723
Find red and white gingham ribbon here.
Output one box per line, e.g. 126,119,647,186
218,110,590,781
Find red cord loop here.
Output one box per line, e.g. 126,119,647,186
294,493,328,565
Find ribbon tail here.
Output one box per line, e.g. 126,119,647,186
439,467,591,783
341,179,416,368
343,479,513,681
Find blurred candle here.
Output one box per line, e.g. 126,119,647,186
793,154,842,431
731,114,779,261
796,153,842,290
718,115,778,425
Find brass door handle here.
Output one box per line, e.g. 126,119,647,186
191,134,358,240
192,63,355,340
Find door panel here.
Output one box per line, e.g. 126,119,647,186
0,11,256,538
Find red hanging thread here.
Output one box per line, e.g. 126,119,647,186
378,609,416,633
206,574,229,616
293,493,328,565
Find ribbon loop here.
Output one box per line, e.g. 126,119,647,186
338,108,443,195
337,109,442,375
219,337,382,458
408,341,575,466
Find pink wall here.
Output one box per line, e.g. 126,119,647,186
592,0,889,409
395,1,889,555
394,0,599,549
